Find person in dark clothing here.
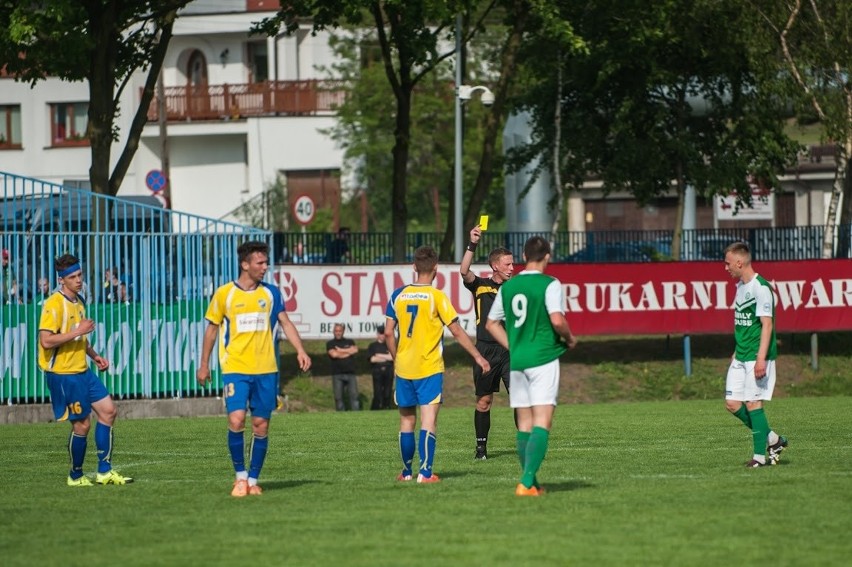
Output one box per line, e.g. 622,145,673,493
326,323,359,410
325,227,351,263
460,224,515,460
367,324,394,410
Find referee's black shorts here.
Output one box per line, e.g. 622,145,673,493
472,342,510,397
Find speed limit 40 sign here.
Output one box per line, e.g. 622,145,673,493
293,195,316,226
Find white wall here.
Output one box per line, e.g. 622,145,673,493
136,113,343,217
0,76,136,188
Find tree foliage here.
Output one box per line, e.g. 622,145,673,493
750,0,852,257
320,25,504,235
510,0,800,258
257,1,475,260
0,0,190,197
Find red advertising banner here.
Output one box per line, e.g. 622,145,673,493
547,260,851,335
274,260,851,340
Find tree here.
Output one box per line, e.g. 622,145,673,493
752,0,852,258
319,28,468,234
467,0,584,246
324,24,515,233
257,1,506,261
442,0,536,256
0,1,190,197
510,0,800,259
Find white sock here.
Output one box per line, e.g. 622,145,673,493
767,430,779,445
236,471,248,481
248,477,258,487
753,454,766,464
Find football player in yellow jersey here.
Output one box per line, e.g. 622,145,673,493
197,241,311,497
38,254,132,486
385,246,490,484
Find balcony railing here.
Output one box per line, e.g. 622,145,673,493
146,80,347,122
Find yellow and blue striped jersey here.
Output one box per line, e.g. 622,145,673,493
38,292,89,373
205,281,283,374
386,284,459,380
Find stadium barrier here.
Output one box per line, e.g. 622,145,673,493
1,172,269,404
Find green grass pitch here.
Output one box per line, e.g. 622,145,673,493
2,397,851,566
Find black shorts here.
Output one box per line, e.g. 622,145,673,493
473,342,510,397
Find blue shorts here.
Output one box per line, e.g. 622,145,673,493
222,372,278,419
395,373,443,408
45,369,110,422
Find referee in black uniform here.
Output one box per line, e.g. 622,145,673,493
460,224,515,460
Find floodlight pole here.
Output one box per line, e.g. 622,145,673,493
454,79,494,262
454,16,464,263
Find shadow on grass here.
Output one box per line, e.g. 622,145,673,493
434,471,472,481
543,479,595,493
262,479,326,491
480,449,517,460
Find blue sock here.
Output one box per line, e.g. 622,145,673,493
248,435,269,480
228,430,246,473
418,430,437,477
95,422,113,474
399,432,415,476
68,432,87,479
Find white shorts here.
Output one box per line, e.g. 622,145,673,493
725,359,776,402
509,359,560,408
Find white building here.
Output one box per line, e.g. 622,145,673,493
0,0,346,224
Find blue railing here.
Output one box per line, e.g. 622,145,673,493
1,172,270,404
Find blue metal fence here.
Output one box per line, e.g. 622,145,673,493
1,172,270,404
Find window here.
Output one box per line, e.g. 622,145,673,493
50,102,89,146
247,42,269,83
0,104,22,148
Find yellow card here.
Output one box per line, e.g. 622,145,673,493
479,215,489,231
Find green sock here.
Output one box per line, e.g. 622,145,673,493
748,407,770,457
521,426,549,489
732,405,751,428
516,430,530,470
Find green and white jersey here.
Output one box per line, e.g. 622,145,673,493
733,274,777,362
488,270,567,370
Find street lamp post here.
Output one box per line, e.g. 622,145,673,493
454,84,495,262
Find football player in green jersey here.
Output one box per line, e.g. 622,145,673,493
723,242,787,467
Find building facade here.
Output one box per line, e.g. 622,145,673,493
0,0,346,225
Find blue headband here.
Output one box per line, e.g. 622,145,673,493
57,263,82,278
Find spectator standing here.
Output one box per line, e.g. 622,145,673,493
485,236,577,496
38,253,132,486
385,245,490,483
197,240,312,497
326,323,360,411
460,223,515,460
2,248,21,304
723,241,788,467
35,277,51,305
102,267,119,303
325,227,350,263
367,324,394,410
291,242,309,264
117,282,131,305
